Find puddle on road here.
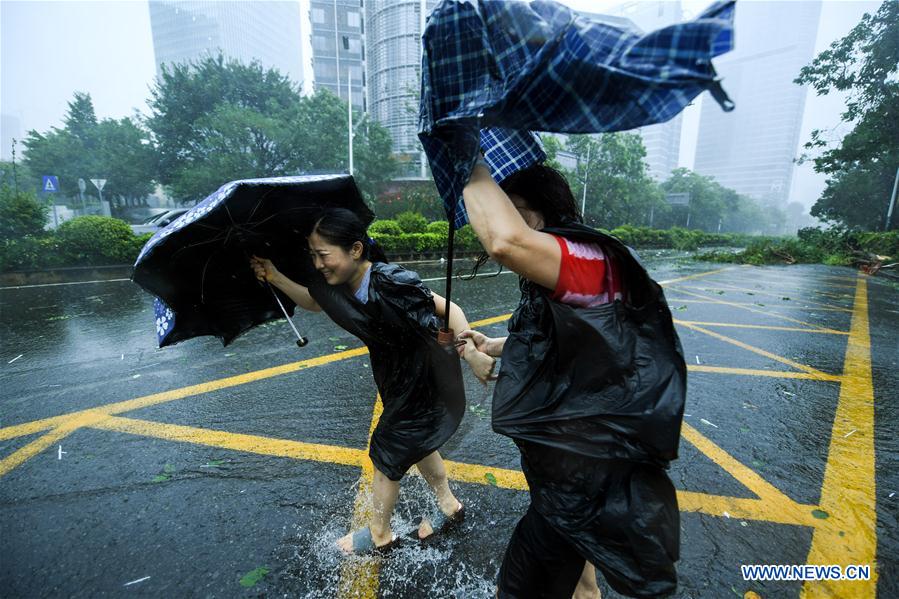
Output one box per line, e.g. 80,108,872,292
273,475,497,597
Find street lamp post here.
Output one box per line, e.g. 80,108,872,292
580,143,592,218
886,166,899,231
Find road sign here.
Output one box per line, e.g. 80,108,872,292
666,192,691,206
42,176,59,193
90,179,107,192
78,178,87,193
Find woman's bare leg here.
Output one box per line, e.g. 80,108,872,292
414,451,462,538
572,562,601,599
336,467,400,553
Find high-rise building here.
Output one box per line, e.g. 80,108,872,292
365,0,437,179
309,0,365,110
148,1,306,90
693,0,822,206
594,1,685,182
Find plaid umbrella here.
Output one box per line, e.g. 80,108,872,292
418,0,737,228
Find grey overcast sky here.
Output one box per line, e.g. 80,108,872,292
0,0,885,209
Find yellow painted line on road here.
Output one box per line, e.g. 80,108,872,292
677,492,820,528
688,365,842,382
0,346,369,443
0,411,110,477
685,282,853,313
681,422,797,513
657,266,740,286
678,322,839,380
675,320,849,335
86,413,822,528
802,276,877,598
92,416,367,468
668,286,848,331
668,299,851,313
337,396,383,599
1,313,513,444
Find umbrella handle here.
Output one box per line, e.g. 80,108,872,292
267,282,309,347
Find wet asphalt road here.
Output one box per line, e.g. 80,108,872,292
1,254,897,598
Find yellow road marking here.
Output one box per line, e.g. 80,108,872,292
688,365,841,382
0,411,109,477
668,299,851,313
657,266,740,286
668,286,848,331
81,414,820,527
92,416,367,467
802,276,877,597
337,396,383,598
677,493,819,527
675,320,849,335
682,423,805,510
0,347,370,442
678,321,839,380
685,282,852,313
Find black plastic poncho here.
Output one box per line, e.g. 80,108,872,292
308,263,466,481
493,223,687,598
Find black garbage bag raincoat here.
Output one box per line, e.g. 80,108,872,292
308,262,466,481
493,222,687,598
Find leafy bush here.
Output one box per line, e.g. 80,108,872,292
369,219,403,236
0,236,65,271
396,211,428,234
0,185,48,240
55,216,137,265
426,220,450,236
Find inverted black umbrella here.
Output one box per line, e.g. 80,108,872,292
132,175,373,348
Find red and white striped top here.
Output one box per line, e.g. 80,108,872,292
549,235,623,308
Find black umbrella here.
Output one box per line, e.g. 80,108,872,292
132,175,373,348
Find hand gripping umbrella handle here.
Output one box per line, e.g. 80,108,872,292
267,282,309,347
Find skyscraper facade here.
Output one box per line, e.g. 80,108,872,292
600,1,685,182
365,0,437,179
148,1,305,90
693,0,822,205
309,0,365,110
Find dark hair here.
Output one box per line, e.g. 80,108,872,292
311,207,388,263
499,163,582,227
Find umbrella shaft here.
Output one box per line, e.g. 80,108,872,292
268,283,303,341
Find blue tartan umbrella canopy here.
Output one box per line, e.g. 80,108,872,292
418,0,737,227
133,175,372,348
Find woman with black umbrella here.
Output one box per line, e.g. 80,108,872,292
250,207,496,555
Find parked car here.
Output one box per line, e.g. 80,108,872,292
130,209,188,235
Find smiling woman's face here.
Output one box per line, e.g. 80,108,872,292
307,231,364,286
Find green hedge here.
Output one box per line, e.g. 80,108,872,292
609,225,764,251
696,228,899,266
1,216,150,272
369,219,403,236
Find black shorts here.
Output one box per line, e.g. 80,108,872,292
497,505,586,598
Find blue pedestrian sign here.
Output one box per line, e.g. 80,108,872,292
42,176,59,193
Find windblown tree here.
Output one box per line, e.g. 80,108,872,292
796,1,899,230
147,55,397,203
22,92,156,209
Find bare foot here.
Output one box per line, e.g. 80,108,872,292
418,501,463,540
336,527,394,555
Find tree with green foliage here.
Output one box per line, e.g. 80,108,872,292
22,92,156,209
563,133,664,229
795,1,899,230
147,55,397,203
